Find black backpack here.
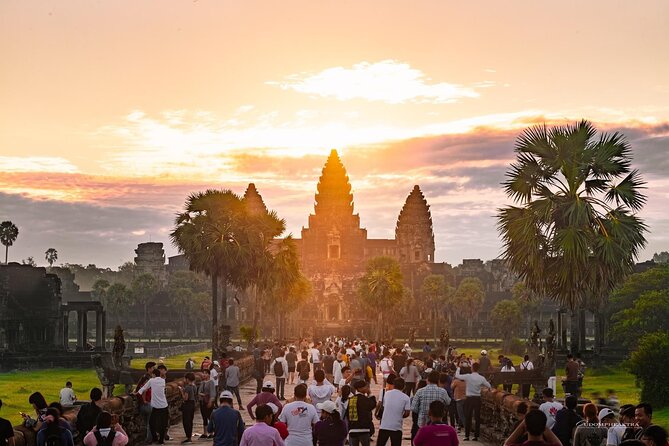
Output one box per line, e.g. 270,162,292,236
298,361,310,381
274,360,284,376
93,431,116,446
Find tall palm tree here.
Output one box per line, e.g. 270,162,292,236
0,221,19,264
497,120,647,353
421,274,452,344
452,277,485,337
45,248,58,267
358,256,405,342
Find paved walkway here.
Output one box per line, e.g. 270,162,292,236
168,371,489,445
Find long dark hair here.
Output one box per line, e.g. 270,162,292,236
43,408,62,438
340,385,351,403
29,392,48,411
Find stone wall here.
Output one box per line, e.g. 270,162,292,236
480,388,538,445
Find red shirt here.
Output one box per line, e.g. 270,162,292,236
272,421,288,439
413,423,459,446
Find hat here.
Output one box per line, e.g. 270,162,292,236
213,360,220,366
620,405,635,418
425,368,434,374
266,402,279,414
481,350,488,355
598,408,615,421
219,390,233,400
316,400,337,414
262,381,275,389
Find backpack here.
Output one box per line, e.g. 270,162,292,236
45,429,64,446
274,360,284,376
94,431,116,446
298,361,310,381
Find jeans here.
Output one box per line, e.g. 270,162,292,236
448,399,458,427
139,403,153,442
150,407,169,443
403,382,416,397
227,385,243,407
456,399,465,428
464,396,482,438
181,400,195,439
276,378,286,399
376,429,401,446
200,401,213,433
565,380,579,396
256,376,264,394
349,432,370,446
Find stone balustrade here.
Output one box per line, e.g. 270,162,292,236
480,387,538,445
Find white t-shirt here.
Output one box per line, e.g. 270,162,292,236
520,361,534,371
379,357,394,377
59,387,76,405
139,376,168,409
278,401,319,446
310,348,321,363
210,368,219,386
379,389,411,431
539,401,563,429
607,424,627,446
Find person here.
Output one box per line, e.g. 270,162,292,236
564,354,580,397
607,405,638,446
296,351,311,385
224,358,243,409
135,361,156,444
323,348,336,383
333,353,345,390
640,425,667,446
451,368,467,432
253,353,266,394
572,404,608,446
210,361,221,396
45,403,74,434
0,399,15,446
286,347,298,385
311,342,323,372
314,400,347,446
207,391,245,446
335,385,351,420
412,370,451,432
377,377,411,446
345,380,377,446
82,411,129,446
634,403,654,440
59,382,76,407
76,388,103,439
308,370,335,414
478,350,491,374
538,387,563,430
413,400,459,446
246,382,282,421
504,409,563,446
501,358,516,393
510,402,529,444
36,408,74,446
551,394,581,446
265,403,288,440
185,358,195,371
178,373,197,443
379,351,394,385
271,352,289,401
239,404,284,446
201,356,212,372
137,368,169,444
519,355,534,399
278,384,319,446
455,363,490,441
399,358,420,396
198,369,216,439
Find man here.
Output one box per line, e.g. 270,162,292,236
322,348,335,383
271,351,289,400
246,382,282,421
634,403,653,440
278,384,319,446
59,382,76,406
238,404,283,446
308,370,335,414
413,400,459,446
423,342,432,353
0,399,15,446
137,369,169,444
185,358,195,371
346,380,377,446
254,352,266,394
210,361,221,395
607,405,637,446
198,369,217,439
134,361,156,444
310,342,322,372
207,391,245,446
377,377,411,446
412,371,452,432
225,358,243,409
75,388,103,439
538,388,563,430
478,351,491,374
551,394,581,446
564,354,580,396
332,353,345,390
379,350,394,385
519,355,534,398
455,363,490,441
504,409,563,446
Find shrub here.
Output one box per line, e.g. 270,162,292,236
627,331,669,409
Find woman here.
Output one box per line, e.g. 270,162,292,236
16,392,48,446
314,401,347,446
36,408,74,446
573,403,607,446
501,359,515,393
399,358,420,396
178,373,197,443
451,368,468,431
335,385,351,420
286,347,298,385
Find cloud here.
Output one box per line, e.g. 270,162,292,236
268,60,481,104
0,156,80,173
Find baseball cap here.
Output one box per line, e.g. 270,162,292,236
266,402,279,414
213,360,220,366
219,390,233,400
599,408,615,421
262,381,275,389
316,400,337,414
481,350,488,355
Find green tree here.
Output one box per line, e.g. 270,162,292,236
653,251,669,264
628,332,669,408
512,281,541,334
491,299,523,351
0,221,19,264
131,273,158,335
452,277,485,337
91,279,110,301
45,248,58,267
358,256,405,342
21,256,37,267
421,274,452,344
103,283,133,327
497,121,647,352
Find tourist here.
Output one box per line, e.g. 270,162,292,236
59,382,76,407
413,400,458,446
423,341,432,353
576,353,586,396
366,347,378,385
271,342,283,365
76,388,103,439
36,408,74,446
296,351,311,385
564,354,580,397
399,357,420,396
286,347,298,385
0,399,15,446
201,356,212,372
439,371,457,428
635,403,654,440
224,358,243,408
210,361,221,397
379,350,394,386
501,358,516,393
412,370,451,432
206,391,245,446
135,361,156,444
551,394,581,446
45,403,74,434
271,351,289,400
335,384,351,420
310,343,323,373
504,409,563,446
198,369,216,439
178,372,197,443
640,425,667,446
246,381,282,421
573,404,608,446
265,403,288,440
538,387,563,430
519,355,534,398
323,348,335,383
308,370,335,414
185,358,195,371
510,402,529,444
238,404,284,446
451,367,467,432
314,400,347,446
346,380,376,446
608,405,638,445
137,368,169,445
253,352,266,394
478,350,491,373
455,363,491,441
332,353,345,390
377,377,411,446
278,384,319,446
82,411,128,446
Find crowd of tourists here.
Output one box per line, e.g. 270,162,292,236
1,338,667,446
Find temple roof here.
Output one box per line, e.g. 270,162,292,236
243,183,268,215
313,149,354,217
396,185,434,238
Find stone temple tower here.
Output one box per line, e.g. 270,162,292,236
243,183,268,216
396,185,435,264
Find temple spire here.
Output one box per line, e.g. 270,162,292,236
313,149,354,217
396,185,435,263
243,183,268,215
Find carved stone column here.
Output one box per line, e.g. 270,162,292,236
63,311,69,349
96,311,104,349
76,310,84,351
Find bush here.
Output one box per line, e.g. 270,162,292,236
628,331,669,409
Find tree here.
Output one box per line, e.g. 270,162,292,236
420,274,452,344
653,251,669,264
45,248,58,267
92,279,110,301
103,283,133,327
512,281,541,334
452,277,485,337
0,221,19,264
628,332,669,409
131,273,158,335
357,256,405,342
497,121,647,353
21,256,37,267
491,299,522,351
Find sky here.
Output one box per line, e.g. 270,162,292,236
1,0,668,268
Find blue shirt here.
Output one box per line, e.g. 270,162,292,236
207,405,245,446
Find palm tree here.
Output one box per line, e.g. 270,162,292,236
104,283,133,328
358,256,405,342
131,273,158,336
421,274,453,344
45,248,58,267
497,120,647,353
452,277,485,337
0,221,19,264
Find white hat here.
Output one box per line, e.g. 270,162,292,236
316,400,337,414
266,402,279,414
481,350,487,355
262,381,275,389
425,368,434,374
599,408,615,421
219,390,233,400
213,360,220,366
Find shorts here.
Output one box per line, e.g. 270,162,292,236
288,367,296,373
